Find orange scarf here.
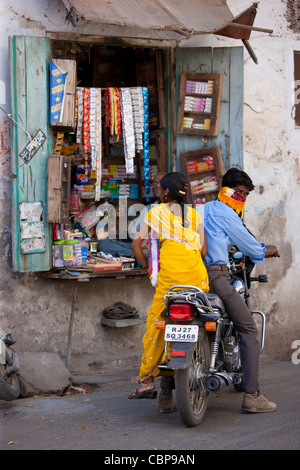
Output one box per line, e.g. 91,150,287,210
218,187,246,218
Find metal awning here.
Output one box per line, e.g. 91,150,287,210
62,0,272,39
61,0,273,63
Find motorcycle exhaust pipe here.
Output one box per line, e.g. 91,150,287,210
205,372,238,392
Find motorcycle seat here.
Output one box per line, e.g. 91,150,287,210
206,293,226,314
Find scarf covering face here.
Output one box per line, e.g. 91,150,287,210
218,186,246,218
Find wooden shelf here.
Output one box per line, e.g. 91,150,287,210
185,93,213,97
180,145,225,207
177,72,223,137
192,189,219,196
188,168,214,177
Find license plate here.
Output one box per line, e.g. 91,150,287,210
164,324,199,342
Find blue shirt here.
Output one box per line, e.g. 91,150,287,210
198,200,265,266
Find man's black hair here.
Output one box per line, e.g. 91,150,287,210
222,168,255,191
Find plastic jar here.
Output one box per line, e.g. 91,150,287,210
75,239,88,266
63,239,78,267
53,241,64,268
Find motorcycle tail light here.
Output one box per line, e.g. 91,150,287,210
171,350,186,357
169,303,194,321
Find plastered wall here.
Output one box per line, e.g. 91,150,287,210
0,0,298,367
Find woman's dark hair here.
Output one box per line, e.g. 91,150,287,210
160,172,189,227
222,168,255,192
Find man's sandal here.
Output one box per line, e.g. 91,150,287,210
128,383,157,399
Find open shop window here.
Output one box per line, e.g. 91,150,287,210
48,41,167,276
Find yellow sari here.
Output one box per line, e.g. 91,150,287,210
138,203,209,382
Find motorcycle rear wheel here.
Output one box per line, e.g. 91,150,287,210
175,329,210,427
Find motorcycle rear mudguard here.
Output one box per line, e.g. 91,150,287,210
161,341,195,370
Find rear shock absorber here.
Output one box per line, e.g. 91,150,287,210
209,319,222,372
209,341,219,372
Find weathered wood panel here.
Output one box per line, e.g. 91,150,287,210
47,154,71,224
10,36,52,272
176,46,244,172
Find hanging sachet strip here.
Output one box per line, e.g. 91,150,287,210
114,88,121,140
142,87,150,202
95,88,102,201
75,88,78,128
108,88,115,136
83,88,90,177
105,89,110,127
90,88,97,170
76,87,84,144
120,88,135,174
54,132,64,154
130,87,144,152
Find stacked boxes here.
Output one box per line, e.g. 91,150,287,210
187,156,214,174
185,80,214,94
190,176,218,195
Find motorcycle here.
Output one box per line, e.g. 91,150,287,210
0,327,20,400
158,249,279,427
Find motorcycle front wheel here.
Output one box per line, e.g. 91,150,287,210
0,349,20,401
175,328,210,427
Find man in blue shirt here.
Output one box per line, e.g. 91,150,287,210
203,168,277,413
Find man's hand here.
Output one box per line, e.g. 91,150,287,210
265,245,278,258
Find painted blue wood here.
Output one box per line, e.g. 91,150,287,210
176,46,244,172
227,47,244,168
10,36,52,272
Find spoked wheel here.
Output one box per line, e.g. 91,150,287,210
0,348,20,401
175,329,210,427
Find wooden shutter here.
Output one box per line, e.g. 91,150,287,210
10,36,52,272
176,46,244,171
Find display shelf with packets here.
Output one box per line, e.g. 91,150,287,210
177,72,223,136
180,145,225,207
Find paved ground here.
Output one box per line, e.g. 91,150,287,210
0,355,299,451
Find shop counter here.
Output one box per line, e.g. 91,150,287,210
44,267,149,281
44,267,149,367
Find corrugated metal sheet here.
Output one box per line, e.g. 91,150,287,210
61,0,268,40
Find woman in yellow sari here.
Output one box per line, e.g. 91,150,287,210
129,172,209,399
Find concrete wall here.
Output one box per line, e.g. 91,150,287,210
182,0,300,359
231,0,300,360
0,0,298,369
